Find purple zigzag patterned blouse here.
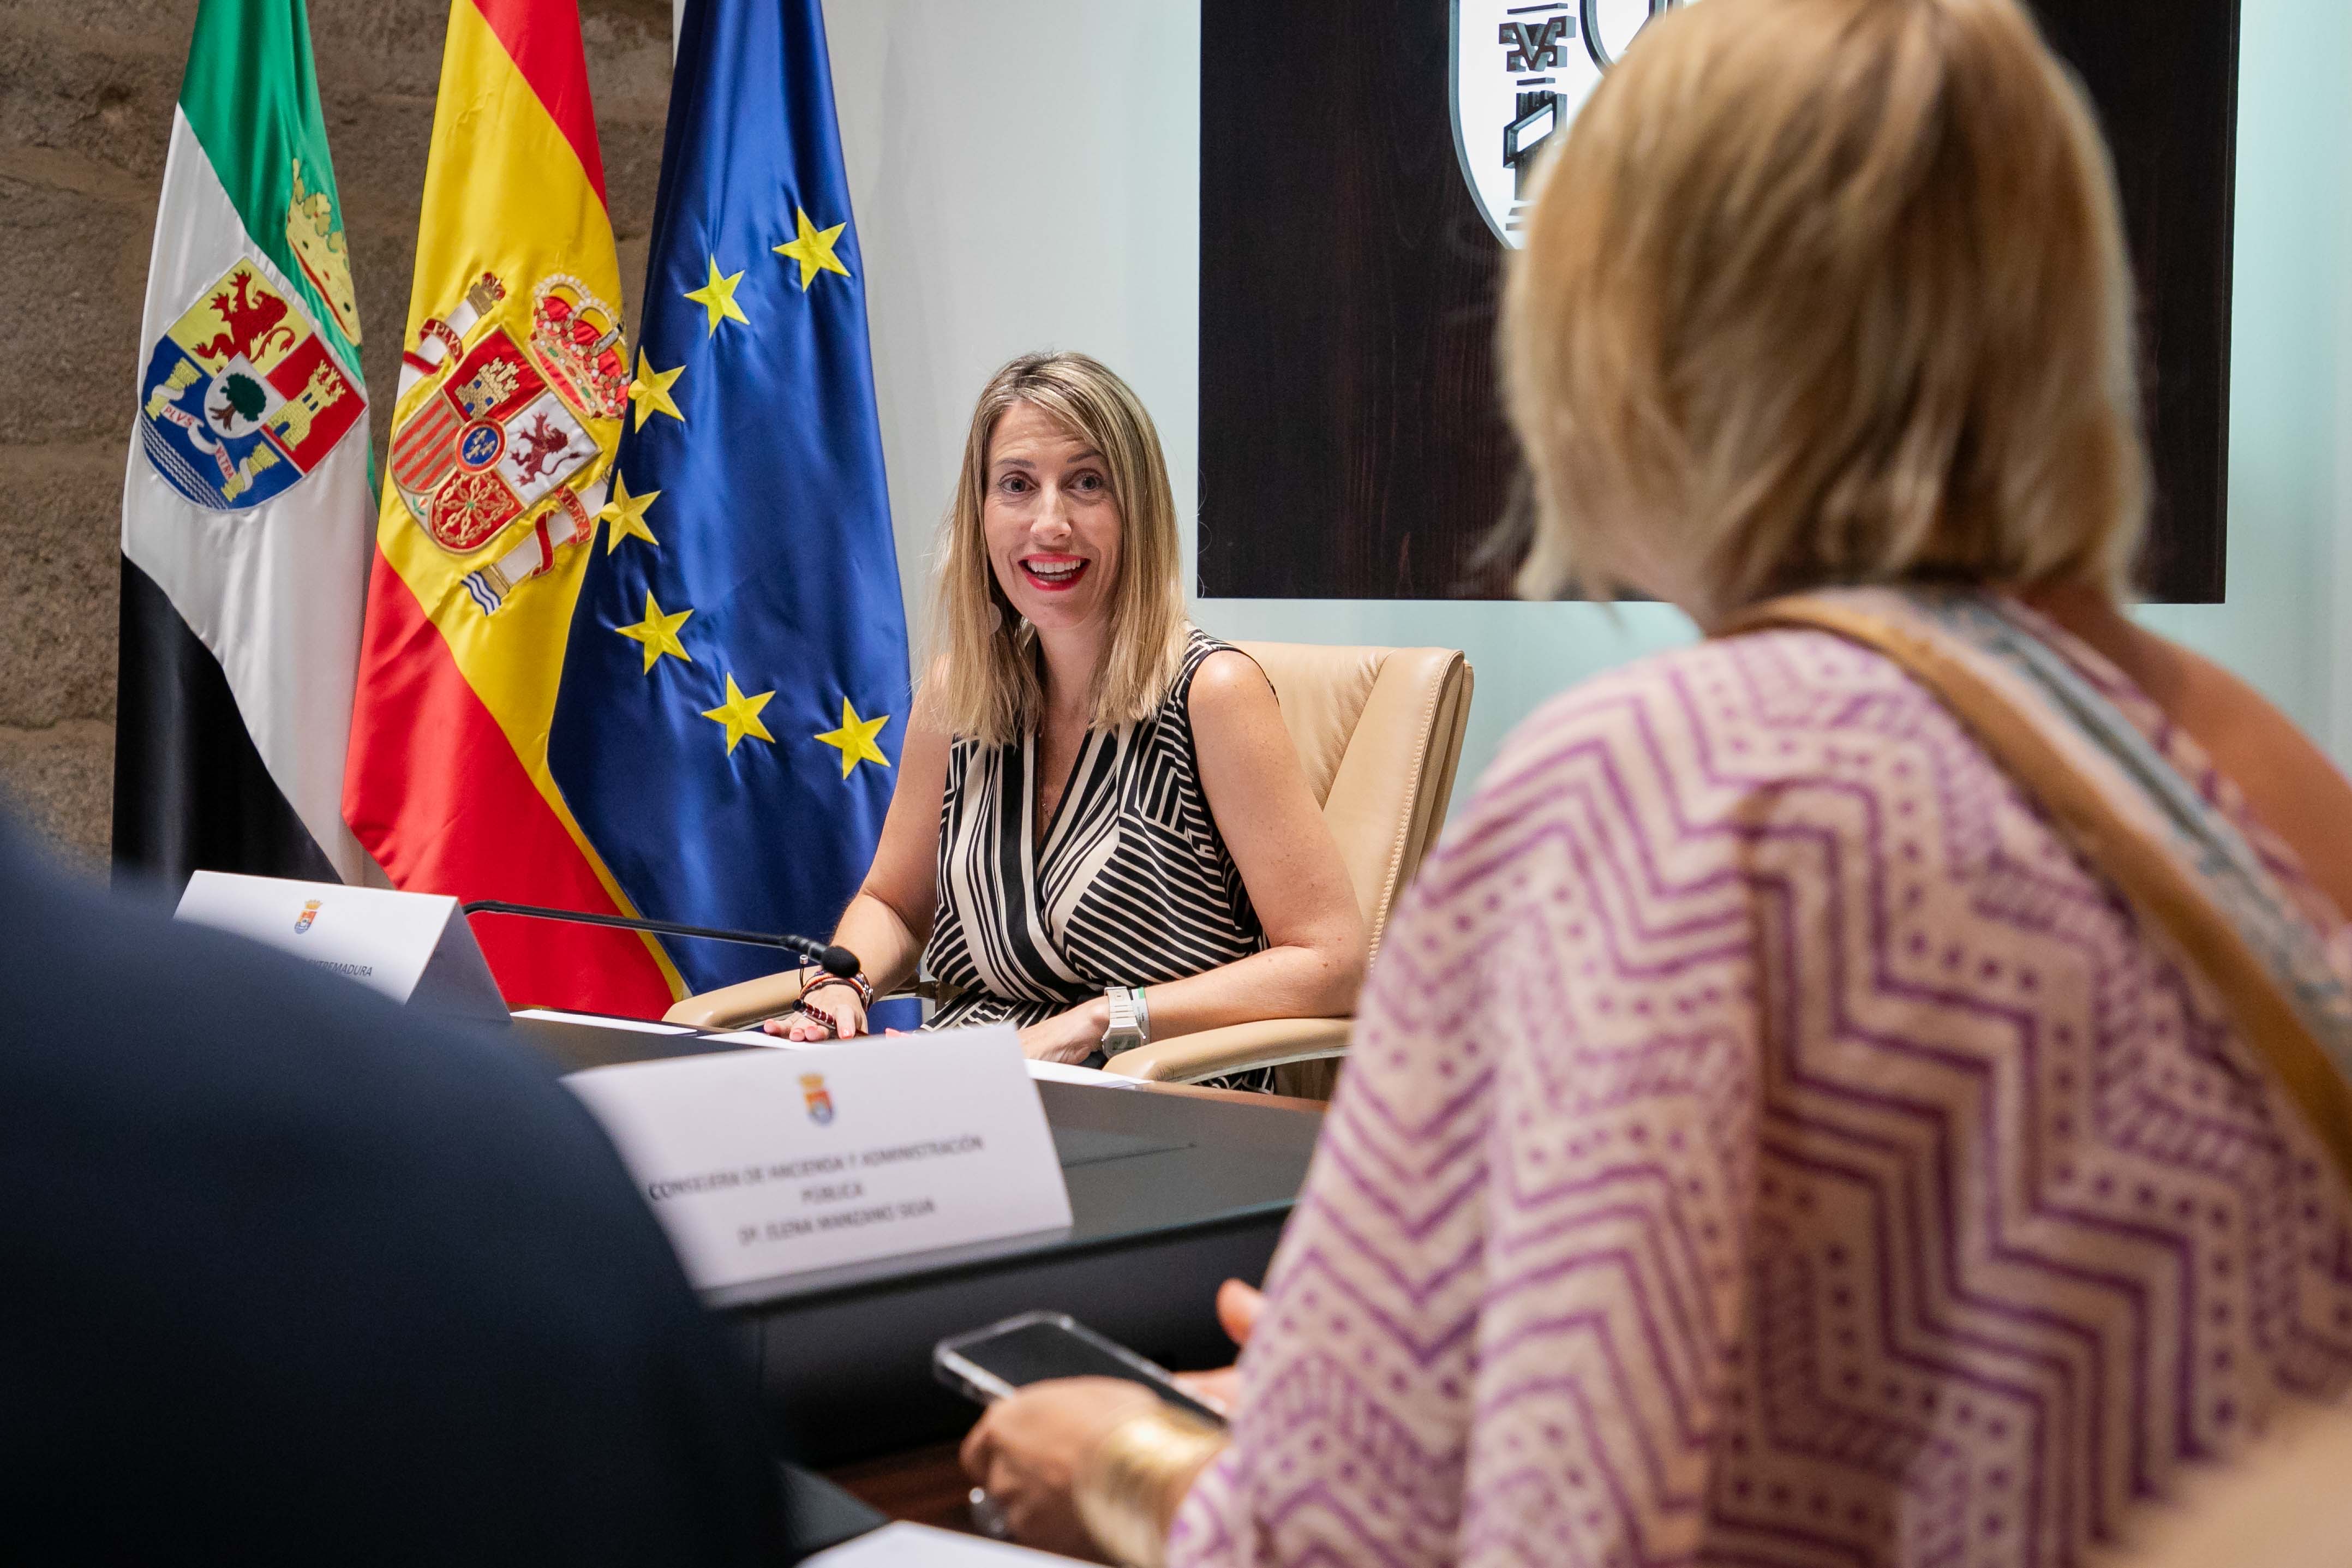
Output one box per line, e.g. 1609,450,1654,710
1171,622,2352,1568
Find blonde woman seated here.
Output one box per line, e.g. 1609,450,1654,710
769,353,1365,1074
960,1,2352,1564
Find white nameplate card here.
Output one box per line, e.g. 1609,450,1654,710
566,1025,1072,1290
173,871,508,1024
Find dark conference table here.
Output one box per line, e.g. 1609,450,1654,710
510,1015,1326,1525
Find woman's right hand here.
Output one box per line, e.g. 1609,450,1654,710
762,979,869,1042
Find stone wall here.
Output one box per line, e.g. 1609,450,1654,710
0,0,672,870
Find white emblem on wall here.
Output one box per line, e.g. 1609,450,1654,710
1451,0,1689,247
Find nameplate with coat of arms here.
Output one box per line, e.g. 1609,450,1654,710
172,871,509,1025
565,1027,1073,1291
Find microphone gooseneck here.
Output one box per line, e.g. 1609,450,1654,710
461,901,863,979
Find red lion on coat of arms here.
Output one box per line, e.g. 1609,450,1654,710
191,270,297,364
507,411,576,485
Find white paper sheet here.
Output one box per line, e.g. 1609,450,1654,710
800,1522,1086,1565
707,1038,1146,1086
707,1027,794,1047
511,1008,695,1036
1024,1058,1146,1089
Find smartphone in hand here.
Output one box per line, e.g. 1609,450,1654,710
933,1310,1228,1426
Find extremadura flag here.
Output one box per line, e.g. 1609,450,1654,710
546,0,912,1004
117,0,373,887
343,0,674,1014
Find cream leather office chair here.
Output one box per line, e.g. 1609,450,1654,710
665,642,1474,1098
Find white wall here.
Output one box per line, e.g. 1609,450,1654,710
2136,0,2352,757
819,0,2351,801
821,1,1230,659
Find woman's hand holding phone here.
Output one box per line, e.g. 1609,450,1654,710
955,1281,1264,1554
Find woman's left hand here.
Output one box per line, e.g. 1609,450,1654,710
1171,1278,1265,1415
961,1377,1156,1557
1017,1000,1109,1065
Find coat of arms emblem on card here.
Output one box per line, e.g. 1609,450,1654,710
801,1074,836,1127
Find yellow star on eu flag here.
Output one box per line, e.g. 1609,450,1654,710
773,207,851,291
814,697,891,779
702,673,775,755
597,473,660,552
627,351,685,429
683,255,749,336
614,591,692,674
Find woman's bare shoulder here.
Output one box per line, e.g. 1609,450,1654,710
1186,647,1274,706
2038,588,2352,923
2149,636,2352,919
1182,648,1285,747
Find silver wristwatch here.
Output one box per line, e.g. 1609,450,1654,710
1102,985,1150,1056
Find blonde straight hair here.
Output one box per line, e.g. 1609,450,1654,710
1501,0,2149,626
927,353,1190,746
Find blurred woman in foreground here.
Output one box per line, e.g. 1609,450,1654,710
961,0,2352,1562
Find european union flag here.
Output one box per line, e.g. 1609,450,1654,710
548,0,909,1008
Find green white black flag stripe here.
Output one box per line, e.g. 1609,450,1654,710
118,0,370,882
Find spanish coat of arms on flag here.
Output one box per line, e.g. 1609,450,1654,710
386,271,627,599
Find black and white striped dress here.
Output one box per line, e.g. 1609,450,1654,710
922,631,1268,1067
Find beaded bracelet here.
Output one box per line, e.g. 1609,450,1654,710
804,971,876,1009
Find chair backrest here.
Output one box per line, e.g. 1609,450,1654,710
1235,643,1474,959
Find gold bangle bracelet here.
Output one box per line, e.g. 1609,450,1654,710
1073,1404,1230,1568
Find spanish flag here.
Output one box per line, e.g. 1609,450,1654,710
342,0,674,1014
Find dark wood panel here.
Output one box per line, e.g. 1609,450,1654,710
2028,0,2239,601
1199,0,2238,604
1199,0,1514,601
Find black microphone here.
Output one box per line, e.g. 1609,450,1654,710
460,900,861,978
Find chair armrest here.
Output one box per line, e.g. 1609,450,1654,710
1105,1017,1352,1084
662,969,809,1030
